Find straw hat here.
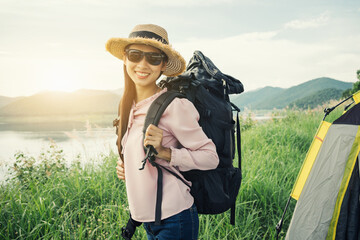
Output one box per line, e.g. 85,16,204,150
106,24,186,77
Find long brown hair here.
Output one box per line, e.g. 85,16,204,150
117,64,136,160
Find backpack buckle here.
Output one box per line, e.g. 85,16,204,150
139,146,158,170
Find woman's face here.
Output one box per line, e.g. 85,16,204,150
124,44,167,89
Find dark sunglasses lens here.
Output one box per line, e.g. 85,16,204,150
127,50,143,62
146,53,163,65
126,49,164,65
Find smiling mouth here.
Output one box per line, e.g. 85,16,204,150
136,71,150,78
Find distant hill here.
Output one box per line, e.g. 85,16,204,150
73,89,114,96
289,88,344,109
0,78,353,116
0,90,122,116
0,96,24,108
232,77,353,110
230,86,284,109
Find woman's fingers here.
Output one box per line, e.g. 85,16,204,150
145,124,163,137
116,158,125,181
144,124,163,148
144,124,167,159
144,125,171,162
144,138,158,148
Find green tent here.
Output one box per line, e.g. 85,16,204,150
277,91,360,240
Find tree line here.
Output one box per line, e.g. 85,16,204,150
342,69,360,98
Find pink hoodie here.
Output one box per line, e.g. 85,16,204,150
121,88,219,222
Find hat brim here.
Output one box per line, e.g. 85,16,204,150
106,37,186,77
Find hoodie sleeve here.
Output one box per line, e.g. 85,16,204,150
160,98,219,172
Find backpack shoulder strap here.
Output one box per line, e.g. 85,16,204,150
142,91,185,145
140,90,186,225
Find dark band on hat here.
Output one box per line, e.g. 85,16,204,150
129,31,168,45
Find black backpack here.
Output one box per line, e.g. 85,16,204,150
140,50,244,226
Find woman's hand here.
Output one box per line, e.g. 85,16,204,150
144,124,171,162
116,157,125,181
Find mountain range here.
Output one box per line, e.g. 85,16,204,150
0,77,354,116
231,77,353,110
0,89,122,116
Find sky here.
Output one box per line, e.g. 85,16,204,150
0,0,359,97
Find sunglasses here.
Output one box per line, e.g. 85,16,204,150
125,49,166,66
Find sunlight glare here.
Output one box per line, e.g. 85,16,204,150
43,67,80,93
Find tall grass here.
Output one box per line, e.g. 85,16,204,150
0,109,328,239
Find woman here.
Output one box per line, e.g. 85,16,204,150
106,24,219,240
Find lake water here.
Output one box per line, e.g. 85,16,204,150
0,113,277,183
0,121,118,183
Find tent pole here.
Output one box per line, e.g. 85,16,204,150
276,196,292,240
323,94,355,120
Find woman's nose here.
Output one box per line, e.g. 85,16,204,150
137,56,149,67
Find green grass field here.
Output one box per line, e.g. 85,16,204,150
0,109,333,239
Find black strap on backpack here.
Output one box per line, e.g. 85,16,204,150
232,102,242,172
140,91,190,225
231,102,241,225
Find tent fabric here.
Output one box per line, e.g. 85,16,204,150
285,124,360,240
326,128,360,240
333,158,360,240
291,121,332,200
353,91,360,104
333,103,360,125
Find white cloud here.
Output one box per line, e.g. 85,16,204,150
38,0,237,7
149,0,234,6
285,12,330,29
175,31,360,92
